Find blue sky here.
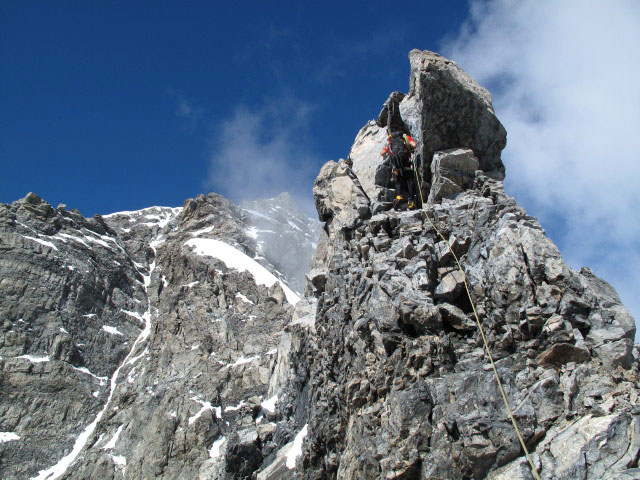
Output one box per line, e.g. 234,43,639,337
2,1,639,335
0,1,466,214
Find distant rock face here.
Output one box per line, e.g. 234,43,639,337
242,192,321,294
0,191,314,480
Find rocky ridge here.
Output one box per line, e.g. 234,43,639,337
268,50,640,479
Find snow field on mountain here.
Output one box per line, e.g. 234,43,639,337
185,238,300,305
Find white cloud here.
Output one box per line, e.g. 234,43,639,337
206,97,320,216
168,89,205,131
443,0,640,337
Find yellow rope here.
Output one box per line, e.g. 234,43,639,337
412,163,541,480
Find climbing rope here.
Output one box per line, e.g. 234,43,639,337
412,160,542,480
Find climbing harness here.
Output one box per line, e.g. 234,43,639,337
412,159,542,480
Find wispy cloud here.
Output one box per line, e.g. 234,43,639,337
443,0,640,336
206,96,321,216
168,89,205,131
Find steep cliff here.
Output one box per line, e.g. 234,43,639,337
266,50,639,480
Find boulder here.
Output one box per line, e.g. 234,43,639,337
536,342,591,367
434,269,466,302
313,159,370,233
428,148,479,204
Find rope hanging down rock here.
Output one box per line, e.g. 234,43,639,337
412,159,542,480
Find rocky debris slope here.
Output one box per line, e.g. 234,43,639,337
260,50,639,480
242,193,321,294
0,192,315,479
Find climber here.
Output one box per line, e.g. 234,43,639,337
381,130,417,209
379,96,418,210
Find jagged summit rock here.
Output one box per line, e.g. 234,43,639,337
348,49,507,217
298,49,639,479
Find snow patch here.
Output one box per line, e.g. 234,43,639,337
189,397,214,425
182,281,199,288
121,310,144,323
71,366,107,386
22,235,58,251
209,436,226,459
126,347,148,366
110,454,126,467
261,394,278,414
185,238,299,305
102,425,123,450
235,293,254,304
224,400,245,412
55,233,90,248
17,354,50,363
221,355,259,370
102,325,123,336
286,424,308,469
0,432,20,443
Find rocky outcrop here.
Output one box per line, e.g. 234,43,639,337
428,148,479,204
346,49,507,213
264,49,639,480
296,174,638,479
401,49,507,180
